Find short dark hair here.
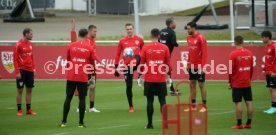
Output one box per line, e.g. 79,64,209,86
261,31,272,40
125,23,134,28
23,28,32,36
151,28,160,38
187,22,197,29
78,28,88,38
234,35,244,45
166,17,174,27
88,25,97,30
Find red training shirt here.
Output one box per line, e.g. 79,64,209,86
264,42,276,74
187,32,207,69
115,35,144,66
13,39,35,75
140,42,171,82
229,47,253,88
66,41,95,82
85,36,102,63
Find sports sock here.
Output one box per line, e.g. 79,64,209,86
147,96,154,125
17,104,21,111
79,96,86,124
202,100,207,105
246,119,251,125
26,104,31,110
272,102,276,107
90,101,94,108
237,119,242,126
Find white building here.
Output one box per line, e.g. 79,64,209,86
54,0,225,15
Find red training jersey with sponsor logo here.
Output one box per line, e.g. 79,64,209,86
140,42,171,82
66,41,95,82
13,39,35,75
187,32,207,69
85,36,102,63
115,35,144,66
264,42,276,74
229,47,253,88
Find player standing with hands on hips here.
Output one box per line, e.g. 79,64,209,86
140,28,171,129
229,36,254,129
114,23,144,113
185,22,207,112
13,28,37,116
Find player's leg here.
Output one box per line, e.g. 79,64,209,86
243,86,253,128
88,74,100,112
125,67,134,112
61,80,76,124
198,73,207,112
264,75,276,114
77,82,88,127
16,77,24,116
157,82,167,112
232,88,243,129
144,82,154,129
25,70,36,115
186,68,197,111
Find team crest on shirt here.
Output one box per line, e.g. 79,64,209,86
29,46,32,50
194,40,197,44
147,49,152,54
1,51,14,73
135,40,140,45
268,49,271,53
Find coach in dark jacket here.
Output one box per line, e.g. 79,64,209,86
159,17,180,96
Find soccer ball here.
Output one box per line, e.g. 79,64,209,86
123,48,134,58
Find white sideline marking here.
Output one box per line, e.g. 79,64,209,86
209,110,234,115
98,124,131,130
53,132,68,135
7,107,15,110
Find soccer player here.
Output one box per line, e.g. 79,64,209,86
140,28,171,129
229,36,253,129
159,17,179,96
13,28,37,116
185,22,207,112
262,31,276,114
60,29,95,128
77,25,102,113
114,23,144,112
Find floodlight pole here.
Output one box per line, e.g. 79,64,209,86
230,0,235,45
26,0,34,18
134,0,141,36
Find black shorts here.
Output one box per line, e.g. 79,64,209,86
16,69,34,89
232,87,252,102
66,80,88,98
188,69,205,82
266,75,276,88
144,82,167,97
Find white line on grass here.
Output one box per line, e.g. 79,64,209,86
6,107,15,110
97,124,131,130
53,132,69,135
208,110,234,115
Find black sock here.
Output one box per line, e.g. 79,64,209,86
272,102,276,107
79,96,86,124
202,100,207,105
26,104,31,110
170,83,174,92
147,96,154,125
17,104,22,111
246,119,251,125
237,119,242,126
90,101,94,108
192,99,196,104
125,73,133,107
62,93,74,123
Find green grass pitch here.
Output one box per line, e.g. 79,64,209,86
0,81,275,135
